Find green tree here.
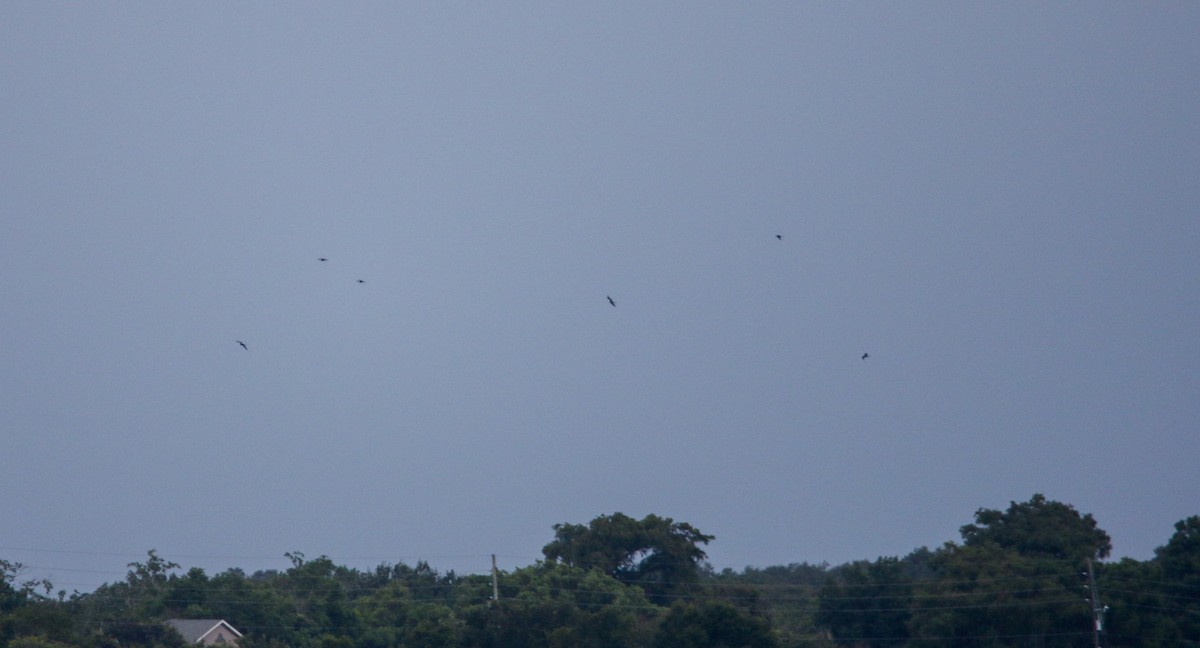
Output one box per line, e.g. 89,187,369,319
263,554,360,645
2,561,53,609
125,550,181,592
908,544,1093,646
1098,557,1183,646
400,603,461,648
88,620,188,648
202,568,295,647
1150,515,1200,640
1154,515,1200,582
4,605,76,644
8,637,75,648
815,557,912,648
906,496,1114,646
459,562,654,648
709,562,831,648
120,549,182,619
64,550,185,643
960,493,1111,562
161,567,211,618
543,513,714,603
655,600,776,648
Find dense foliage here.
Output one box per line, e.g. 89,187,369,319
2,498,1197,647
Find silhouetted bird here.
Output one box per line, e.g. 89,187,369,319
318,258,327,262
861,353,869,360
357,279,365,284
237,341,248,350
607,296,616,307
776,234,783,240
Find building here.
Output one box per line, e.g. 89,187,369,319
164,619,243,645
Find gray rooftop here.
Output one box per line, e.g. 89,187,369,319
164,619,240,643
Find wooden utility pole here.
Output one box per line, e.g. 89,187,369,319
491,554,500,605
1085,558,1105,648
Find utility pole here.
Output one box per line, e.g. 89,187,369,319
491,554,500,605
1085,558,1107,648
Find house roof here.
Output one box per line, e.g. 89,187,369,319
164,619,243,643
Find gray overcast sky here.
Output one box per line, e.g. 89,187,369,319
3,3,1198,592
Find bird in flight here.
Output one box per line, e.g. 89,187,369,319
237,341,248,350
607,295,616,307
776,234,783,240
318,258,327,262
861,353,869,360
357,279,365,284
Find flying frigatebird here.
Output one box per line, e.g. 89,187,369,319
237,341,248,350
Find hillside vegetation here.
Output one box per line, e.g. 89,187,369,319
3,496,1197,647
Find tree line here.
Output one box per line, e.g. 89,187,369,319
2,496,1197,647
